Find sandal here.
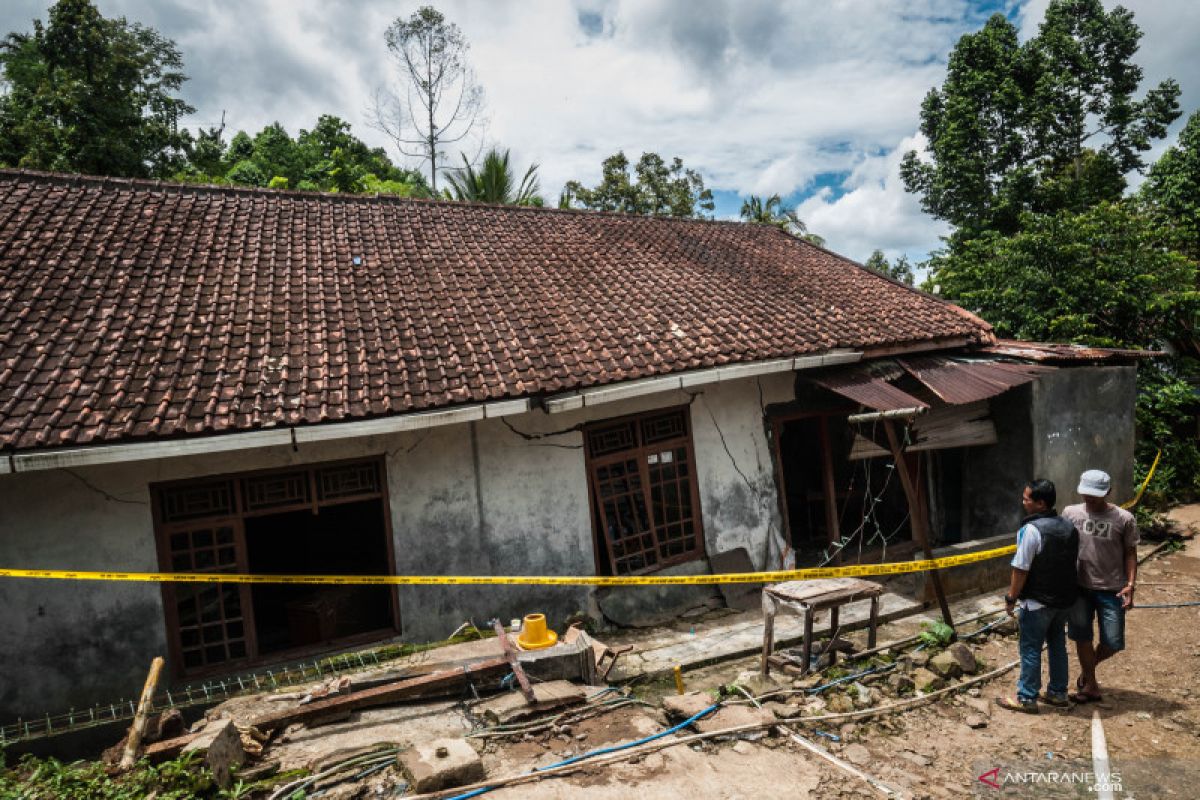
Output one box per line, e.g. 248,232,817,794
1070,691,1103,704
996,696,1039,714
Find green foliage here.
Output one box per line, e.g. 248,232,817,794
0,751,218,799
863,250,915,286
560,151,714,219
0,0,194,178
443,147,543,206
739,193,810,236
1141,111,1200,262
930,202,1198,348
176,114,430,197
901,0,1180,238
917,621,955,649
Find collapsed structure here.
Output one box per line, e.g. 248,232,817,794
0,169,1141,722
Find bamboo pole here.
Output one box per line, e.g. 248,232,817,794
118,656,164,770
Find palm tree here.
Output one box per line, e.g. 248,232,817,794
739,193,823,244
443,148,543,206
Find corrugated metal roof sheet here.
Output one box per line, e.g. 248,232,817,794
898,356,1053,405
810,367,929,412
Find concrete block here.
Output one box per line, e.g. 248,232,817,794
182,718,244,789
398,738,485,794
474,680,586,724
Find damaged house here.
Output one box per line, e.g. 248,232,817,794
0,170,1142,721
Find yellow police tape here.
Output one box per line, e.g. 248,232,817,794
0,544,1017,587
1120,448,1161,510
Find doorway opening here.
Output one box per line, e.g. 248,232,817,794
244,498,394,655
775,413,912,566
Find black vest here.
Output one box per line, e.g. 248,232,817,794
1018,511,1079,609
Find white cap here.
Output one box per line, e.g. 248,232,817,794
1077,469,1111,497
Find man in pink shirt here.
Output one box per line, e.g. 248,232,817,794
1063,470,1139,703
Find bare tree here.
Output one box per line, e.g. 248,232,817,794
369,6,484,193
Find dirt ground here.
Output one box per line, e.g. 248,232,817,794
471,537,1200,799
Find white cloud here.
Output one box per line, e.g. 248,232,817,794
1,0,1195,261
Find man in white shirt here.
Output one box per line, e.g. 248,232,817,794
997,479,1080,714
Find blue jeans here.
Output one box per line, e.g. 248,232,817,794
1016,605,1070,702
1067,590,1126,652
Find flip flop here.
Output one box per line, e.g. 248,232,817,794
1070,691,1103,704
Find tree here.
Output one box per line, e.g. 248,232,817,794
370,6,484,193
443,147,542,206
0,0,193,177
176,115,429,196
864,250,915,286
560,151,714,218
900,0,1180,238
1141,111,1200,262
740,194,805,233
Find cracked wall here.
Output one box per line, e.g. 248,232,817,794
0,372,794,721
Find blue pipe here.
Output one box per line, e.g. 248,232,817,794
445,702,723,800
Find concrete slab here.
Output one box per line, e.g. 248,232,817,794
398,737,485,793
473,681,586,724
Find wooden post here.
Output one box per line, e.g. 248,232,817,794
882,420,954,629
119,656,164,770
818,416,841,564
493,619,536,704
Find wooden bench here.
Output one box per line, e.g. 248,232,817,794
760,577,884,676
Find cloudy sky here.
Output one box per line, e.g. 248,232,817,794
3,0,1197,263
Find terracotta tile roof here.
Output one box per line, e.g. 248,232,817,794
0,169,993,452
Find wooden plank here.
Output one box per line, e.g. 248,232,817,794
252,657,510,733
818,416,841,564
493,620,536,704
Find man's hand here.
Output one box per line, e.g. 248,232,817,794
1005,597,1017,618
1118,584,1135,609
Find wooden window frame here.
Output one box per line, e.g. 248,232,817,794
584,406,706,576
150,456,399,678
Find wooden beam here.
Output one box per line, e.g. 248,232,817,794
881,420,954,629
493,619,536,704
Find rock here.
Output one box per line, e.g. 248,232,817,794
843,743,871,766
763,701,803,720
928,650,963,680
735,670,784,697
851,683,876,709
839,723,857,739
902,751,931,767
886,673,915,695
146,709,186,742
694,705,776,735
662,691,714,721
946,643,978,675
804,696,827,715
965,714,988,729
397,738,485,794
826,693,855,714
182,719,244,790
792,673,825,690
731,740,755,755
913,668,946,693
911,650,931,668
964,697,991,716
993,618,1018,636
896,655,914,672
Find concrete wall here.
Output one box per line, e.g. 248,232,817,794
0,372,793,721
960,384,1036,541
1031,366,1136,508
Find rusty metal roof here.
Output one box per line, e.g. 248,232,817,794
982,340,1161,363
809,366,929,412
898,356,1053,405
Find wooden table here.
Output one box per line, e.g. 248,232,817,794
760,578,884,676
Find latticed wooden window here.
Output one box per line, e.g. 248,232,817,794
152,457,389,676
585,408,704,575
